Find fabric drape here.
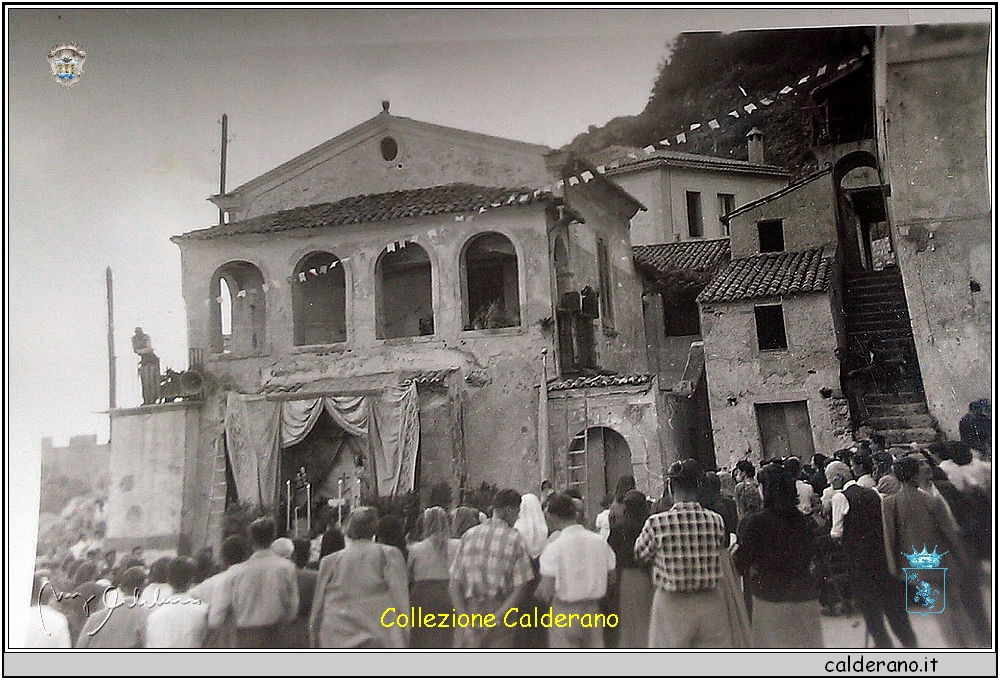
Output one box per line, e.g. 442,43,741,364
224,393,281,507
224,384,419,506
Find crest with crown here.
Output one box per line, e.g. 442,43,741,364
902,545,948,568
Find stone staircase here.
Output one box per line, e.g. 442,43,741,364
842,268,939,446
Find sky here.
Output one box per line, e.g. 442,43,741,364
4,4,990,646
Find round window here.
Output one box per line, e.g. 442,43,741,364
380,136,399,162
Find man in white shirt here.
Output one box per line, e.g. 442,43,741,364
850,451,877,490
145,557,209,648
825,461,854,539
536,493,616,648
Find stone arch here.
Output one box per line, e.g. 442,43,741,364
209,261,267,354
833,150,889,271
292,251,347,345
459,231,521,330
374,241,434,339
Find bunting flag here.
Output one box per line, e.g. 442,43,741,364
689,122,701,131
643,145,656,154
707,119,720,129
861,45,870,57
798,75,810,85
817,65,827,76
728,110,740,118
568,176,580,186
236,289,247,298
386,242,396,252
309,268,318,276
743,102,757,114
319,264,328,274
760,97,774,106
627,152,638,159
676,132,686,144
779,85,793,95
596,165,606,173
298,272,307,282
580,170,594,182
261,283,269,292
606,161,619,170
659,138,671,147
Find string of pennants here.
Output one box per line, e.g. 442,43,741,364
205,241,423,304
205,46,870,306
457,45,873,218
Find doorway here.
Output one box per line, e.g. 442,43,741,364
755,401,816,462
567,426,632,523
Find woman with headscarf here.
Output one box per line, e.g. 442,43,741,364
733,464,822,648
607,490,652,648
513,493,549,648
513,494,548,560
309,507,409,648
405,507,460,648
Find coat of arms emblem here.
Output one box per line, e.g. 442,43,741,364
47,43,86,87
902,545,947,616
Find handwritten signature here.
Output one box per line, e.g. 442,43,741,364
36,580,202,637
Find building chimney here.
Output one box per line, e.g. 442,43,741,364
747,127,764,165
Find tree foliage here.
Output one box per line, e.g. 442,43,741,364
567,27,874,178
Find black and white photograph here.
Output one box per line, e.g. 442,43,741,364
6,5,995,674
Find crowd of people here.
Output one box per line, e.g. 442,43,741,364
26,403,991,650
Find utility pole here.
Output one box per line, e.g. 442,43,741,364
219,113,228,225
106,266,116,410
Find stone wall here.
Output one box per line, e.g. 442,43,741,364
612,165,788,246
233,116,552,220
547,380,665,514
701,292,852,466
727,169,839,259
106,403,201,553
876,24,992,438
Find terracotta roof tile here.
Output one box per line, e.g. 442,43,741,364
697,248,832,303
632,239,731,276
177,183,550,241
547,373,651,392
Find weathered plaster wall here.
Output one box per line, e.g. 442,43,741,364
610,166,787,246
547,381,665,514
610,170,668,245
728,170,839,258
876,25,992,438
563,186,649,376
106,404,200,553
701,293,852,466
236,118,551,219
178,207,558,496
666,167,788,242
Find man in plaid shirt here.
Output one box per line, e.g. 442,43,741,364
449,488,535,648
635,458,730,647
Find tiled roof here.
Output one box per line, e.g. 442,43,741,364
632,239,731,277
547,373,651,392
177,183,551,241
697,248,832,303
587,145,789,177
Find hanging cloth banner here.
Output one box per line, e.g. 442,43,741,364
369,382,420,496
225,392,281,508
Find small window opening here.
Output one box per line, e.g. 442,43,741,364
210,261,266,354
718,193,735,236
686,191,703,238
380,136,399,162
755,304,788,351
758,219,785,253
